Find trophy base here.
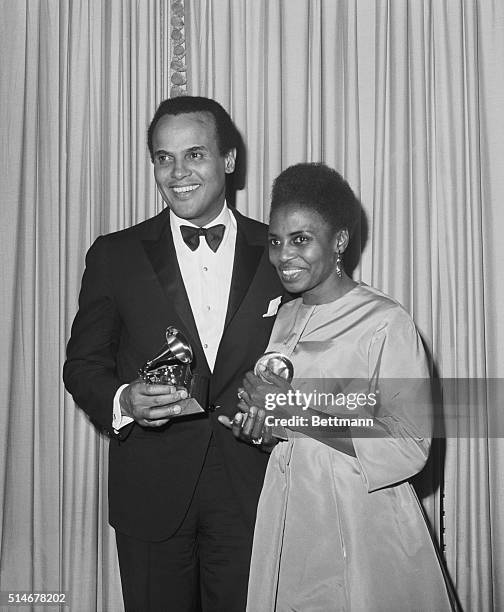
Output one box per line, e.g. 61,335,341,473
170,397,205,418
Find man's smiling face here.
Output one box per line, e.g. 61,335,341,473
152,112,236,226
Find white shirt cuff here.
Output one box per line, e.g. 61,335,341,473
112,384,134,432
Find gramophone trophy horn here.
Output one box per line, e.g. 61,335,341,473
139,326,193,389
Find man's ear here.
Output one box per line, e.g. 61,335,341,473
224,148,237,174
334,228,350,253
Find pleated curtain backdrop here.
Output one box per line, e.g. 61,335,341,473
186,2,504,609
1,1,503,611
0,1,176,610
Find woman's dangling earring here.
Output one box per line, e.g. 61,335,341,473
335,250,343,279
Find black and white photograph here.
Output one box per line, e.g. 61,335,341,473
1,1,503,611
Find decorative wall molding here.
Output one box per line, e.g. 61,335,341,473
170,0,187,96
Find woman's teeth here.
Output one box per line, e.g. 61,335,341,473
281,268,304,280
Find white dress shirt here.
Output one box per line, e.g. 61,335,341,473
113,203,237,431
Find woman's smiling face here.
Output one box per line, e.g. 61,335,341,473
268,204,343,304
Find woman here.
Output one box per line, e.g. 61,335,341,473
221,163,455,611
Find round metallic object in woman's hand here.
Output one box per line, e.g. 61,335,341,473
254,352,294,383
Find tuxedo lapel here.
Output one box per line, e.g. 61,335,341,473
224,212,265,331
141,209,266,380
141,218,208,370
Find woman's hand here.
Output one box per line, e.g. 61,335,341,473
218,402,278,452
217,366,292,451
239,367,293,418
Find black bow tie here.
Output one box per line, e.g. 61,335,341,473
180,224,226,252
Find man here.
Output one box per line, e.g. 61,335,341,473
63,96,283,611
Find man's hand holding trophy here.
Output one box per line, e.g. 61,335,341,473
119,327,205,427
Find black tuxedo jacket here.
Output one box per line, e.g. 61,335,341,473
63,207,283,541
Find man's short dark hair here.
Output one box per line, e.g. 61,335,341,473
270,163,360,238
147,96,240,161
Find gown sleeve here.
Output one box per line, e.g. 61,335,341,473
352,308,432,492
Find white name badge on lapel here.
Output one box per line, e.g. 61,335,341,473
262,296,282,318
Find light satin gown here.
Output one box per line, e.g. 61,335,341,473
246,284,455,612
